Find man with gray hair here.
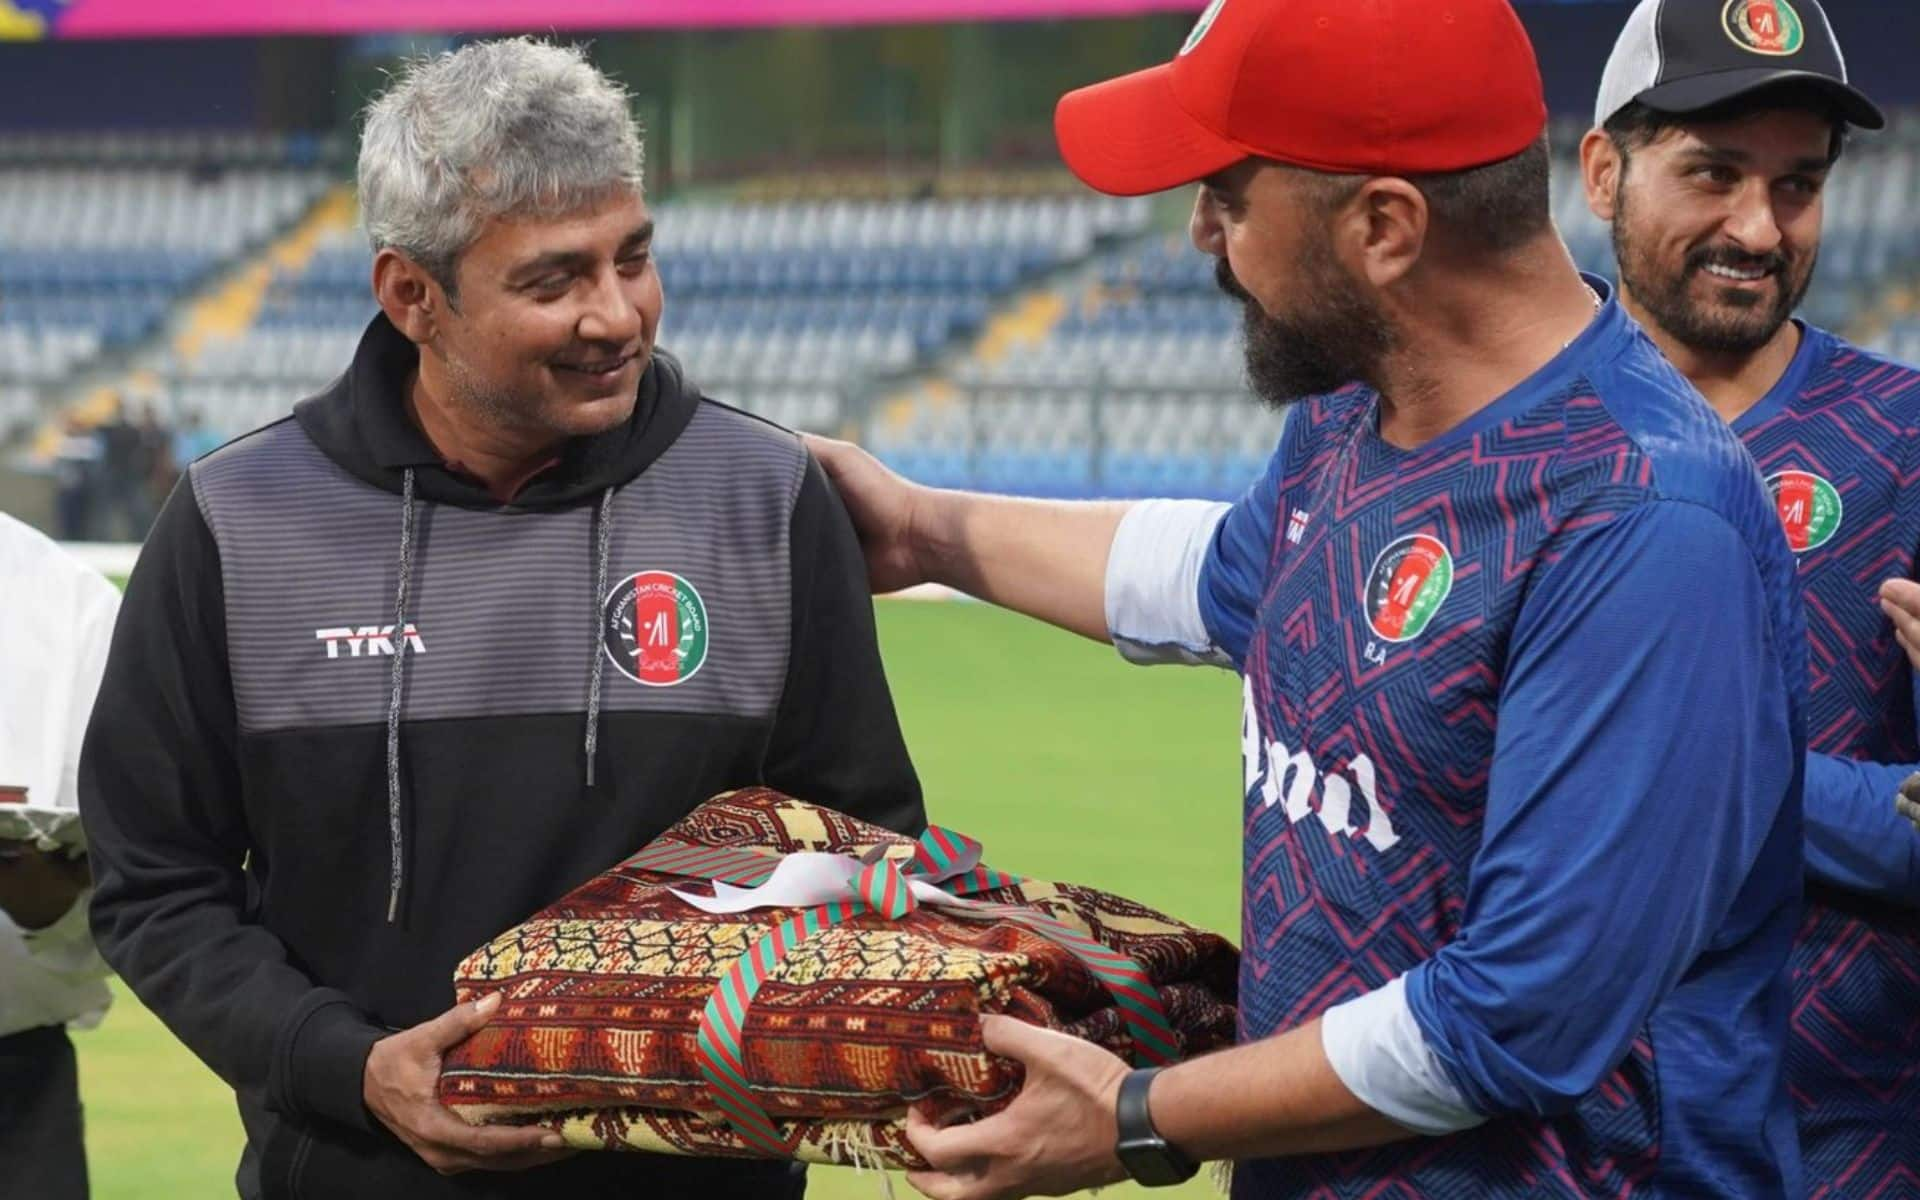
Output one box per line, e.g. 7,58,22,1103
80,38,922,1198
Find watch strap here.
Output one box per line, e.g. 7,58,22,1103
1117,1066,1162,1142
1115,1067,1200,1185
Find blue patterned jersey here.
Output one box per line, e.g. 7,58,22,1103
1733,324,1920,1198
1200,290,1807,1197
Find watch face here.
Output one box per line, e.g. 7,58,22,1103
1117,1138,1200,1187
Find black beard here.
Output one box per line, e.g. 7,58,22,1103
1215,255,1392,412
1611,185,1813,355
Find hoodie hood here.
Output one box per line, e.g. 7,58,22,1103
294,313,702,512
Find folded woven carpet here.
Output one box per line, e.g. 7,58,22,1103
439,788,1237,1167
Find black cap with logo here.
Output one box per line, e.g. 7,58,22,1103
1595,0,1883,130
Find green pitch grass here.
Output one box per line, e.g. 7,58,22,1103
75,600,1242,1199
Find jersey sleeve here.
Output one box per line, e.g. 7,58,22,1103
1802,753,1920,903
1194,428,1294,671
1404,499,1801,1116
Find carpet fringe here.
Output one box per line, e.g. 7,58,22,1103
820,1125,899,1200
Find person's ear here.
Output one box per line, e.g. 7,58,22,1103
1581,129,1625,224
1337,177,1427,291
373,249,447,344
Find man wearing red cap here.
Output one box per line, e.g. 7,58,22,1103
811,1,1808,1196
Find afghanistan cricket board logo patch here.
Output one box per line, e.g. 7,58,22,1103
1364,533,1454,643
603,571,709,686
1767,469,1842,552
1722,0,1805,56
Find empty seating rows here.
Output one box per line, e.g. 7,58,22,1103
179,328,361,384
670,294,993,356
666,329,916,388
0,327,102,384
2,250,225,354
0,167,331,253
666,247,1052,297
717,387,841,433
868,388,1284,500
0,129,347,169
958,332,1244,392
1868,319,1920,367
0,159,335,408
652,195,1149,256
149,379,316,441
1055,294,1236,339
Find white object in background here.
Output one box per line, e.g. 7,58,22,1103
0,514,118,1036
57,540,142,579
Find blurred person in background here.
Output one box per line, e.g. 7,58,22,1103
80,37,921,1200
134,400,178,519
49,413,101,542
1580,2,1920,1189
0,512,121,1200
815,0,1808,1196
171,408,222,474
93,396,152,541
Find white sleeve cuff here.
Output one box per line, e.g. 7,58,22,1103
1104,499,1233,668
1320,974,1486,1136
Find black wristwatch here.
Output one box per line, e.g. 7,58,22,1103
1114,1067,1200,1186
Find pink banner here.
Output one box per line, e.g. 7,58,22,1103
53,0,1206,38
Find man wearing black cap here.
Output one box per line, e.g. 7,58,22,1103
813,1,1809,1196
1581,1,1919,1191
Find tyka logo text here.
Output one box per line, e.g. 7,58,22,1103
315,624,427,659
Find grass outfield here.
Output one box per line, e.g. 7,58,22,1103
75,600,1242,1199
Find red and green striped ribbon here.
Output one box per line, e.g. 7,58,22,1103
625,826,1176,1154
622,840,780,887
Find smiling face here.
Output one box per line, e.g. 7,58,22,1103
425,189,662,441
1598,106,1833,356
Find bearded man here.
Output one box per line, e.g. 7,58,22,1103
813,0,1808,1195
1579,3,1919,1192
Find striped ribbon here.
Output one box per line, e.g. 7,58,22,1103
622,825,1178,1157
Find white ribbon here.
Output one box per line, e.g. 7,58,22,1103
670,850,976,915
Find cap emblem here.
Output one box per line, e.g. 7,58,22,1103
1722,0,1806,57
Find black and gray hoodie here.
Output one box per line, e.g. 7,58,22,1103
79,315,925,1199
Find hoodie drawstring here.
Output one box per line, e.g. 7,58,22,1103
584,485,615,787
382,474,617,924
385,467,417,924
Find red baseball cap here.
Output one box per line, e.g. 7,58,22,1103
1055,0,1550,196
